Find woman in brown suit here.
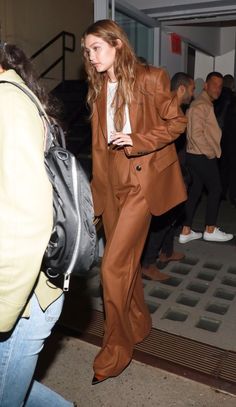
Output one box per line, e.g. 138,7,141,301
81,19,187,384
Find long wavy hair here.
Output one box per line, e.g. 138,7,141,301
81,19,138,132
0,43,60,119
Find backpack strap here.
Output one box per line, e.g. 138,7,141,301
0,80,65,151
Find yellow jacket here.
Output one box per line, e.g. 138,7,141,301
0,69,62,332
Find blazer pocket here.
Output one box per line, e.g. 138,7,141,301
153,145,178,173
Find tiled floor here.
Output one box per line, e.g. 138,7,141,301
87,237,236,352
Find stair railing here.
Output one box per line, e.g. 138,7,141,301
31,31,76,82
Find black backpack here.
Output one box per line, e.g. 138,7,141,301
0,80,98,291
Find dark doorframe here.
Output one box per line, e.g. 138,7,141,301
187,45,195,77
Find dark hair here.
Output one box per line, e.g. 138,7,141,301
223,74,234,89
0,43,60,119
171,72,193,91
206,71,223,82
137,56,148,65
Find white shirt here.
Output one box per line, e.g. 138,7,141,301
106,81,132,144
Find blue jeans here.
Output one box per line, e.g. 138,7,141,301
0,293,73,407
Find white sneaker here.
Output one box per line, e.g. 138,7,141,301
203,227,234,242
179,230,202,244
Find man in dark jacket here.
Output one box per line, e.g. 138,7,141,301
214,74,235,199
141,72,195,280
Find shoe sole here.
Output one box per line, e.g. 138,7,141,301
203,236,234,242
179,236,202,244
158,257,185,269
141,273,171,281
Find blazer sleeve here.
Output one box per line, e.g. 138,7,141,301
125,68,187,157
0,89,53,332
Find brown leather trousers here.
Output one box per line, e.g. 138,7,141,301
93,148,152,379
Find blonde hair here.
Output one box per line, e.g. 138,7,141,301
81,19,138,132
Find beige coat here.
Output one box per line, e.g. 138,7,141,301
186,90,222,158
91,64,187,217
0,70,62,332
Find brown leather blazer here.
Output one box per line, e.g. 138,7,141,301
91,64,187,216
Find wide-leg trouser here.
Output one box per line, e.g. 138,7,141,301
93,149,152,379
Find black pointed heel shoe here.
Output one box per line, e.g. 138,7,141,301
92,374,110,385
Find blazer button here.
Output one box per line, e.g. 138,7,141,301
136,165,142,171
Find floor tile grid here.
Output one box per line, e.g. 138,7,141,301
143,257,236,350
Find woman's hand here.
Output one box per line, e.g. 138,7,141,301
110,132,133,146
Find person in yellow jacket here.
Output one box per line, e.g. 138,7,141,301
0,43,74,406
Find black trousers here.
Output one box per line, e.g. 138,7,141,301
141,205,184,266
228,157,236,205
184,153,222,227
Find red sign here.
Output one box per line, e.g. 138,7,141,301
171,33,182,55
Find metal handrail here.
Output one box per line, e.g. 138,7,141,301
31,31,76,82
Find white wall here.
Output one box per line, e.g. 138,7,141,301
163,26,236,89
194,48,235,90
160,30,185,77
161,24,227,88
166,25,220,56
215,50,235,76
194,50,214,96
220,27,236,54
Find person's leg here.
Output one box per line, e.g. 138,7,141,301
200,158,233,241
188,156,233,241
24,381,73,407
160,207,179,257
158,206,185,266
228,158,236,206
159,225,185,265
141,217,171,280
220,158,229,199
95,187,151,379
0,293,73,407
160,226,174,257
141,216,167,266
128,267,151,344
94,151,152,380
179,155,203,243
201,157,222,228
181,154,204,231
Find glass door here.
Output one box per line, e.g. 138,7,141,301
111,8,154,64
